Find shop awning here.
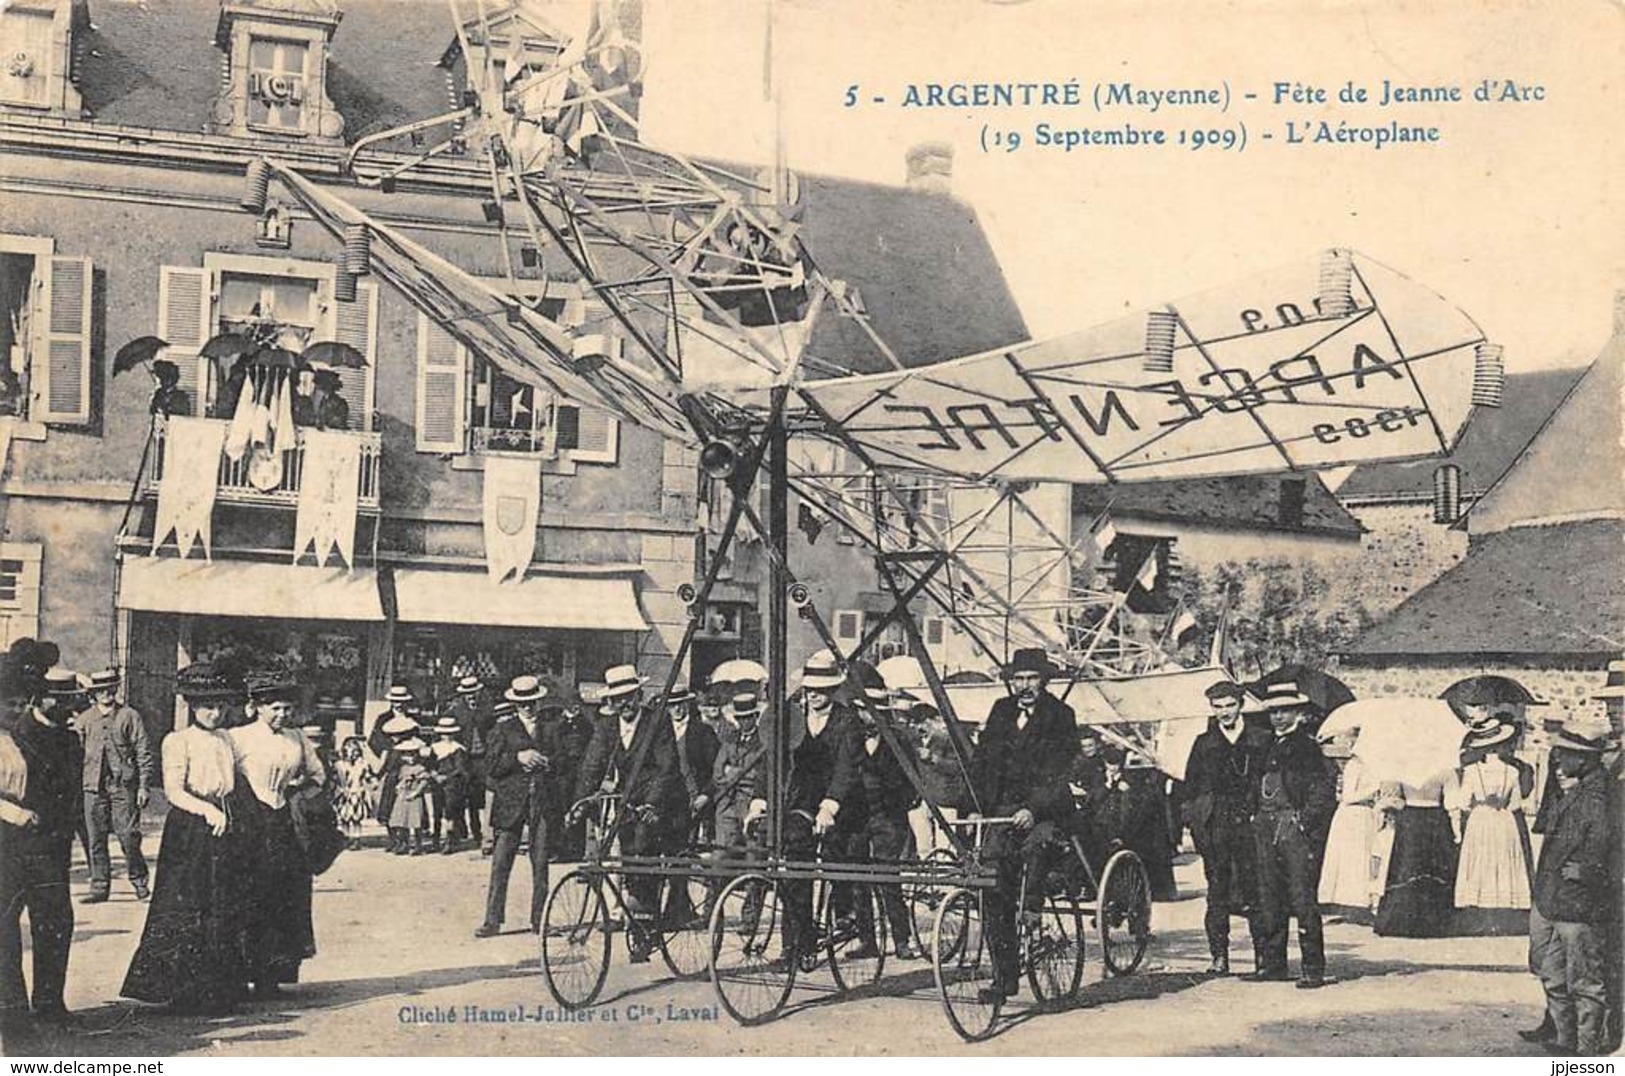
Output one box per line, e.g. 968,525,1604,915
118,557,385,621
390,568,649,631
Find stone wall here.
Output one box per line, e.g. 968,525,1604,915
1343,500,1471,614
1337,656,1616,732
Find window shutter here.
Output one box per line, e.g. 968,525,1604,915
0,543,43,649
559,402,619,464
331,279,377,431
415,311,466,453
157,265,213,418
36,256,93,424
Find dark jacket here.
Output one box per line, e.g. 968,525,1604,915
1249,728,1337,841
1183,720,1273,848
79,703,155,795
712,720,767,821
1533,767,1617,924
572,707,687,824
12,712,84,848
671,718,720,806
860,725,921,818
762,700,867,832
970,692,1079,823
485,713,562,830
916,722,974,811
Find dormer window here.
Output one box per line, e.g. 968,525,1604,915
246,37,310,133
213,1,344,143
0,0,85,118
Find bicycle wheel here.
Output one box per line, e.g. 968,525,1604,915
932,887,1000,1042
826,881,886,992
906,847,959,951
1026,891,1085,1003
1097,849,1152,976
657,870,713,980
540,869,612,1009
708,872,795,1025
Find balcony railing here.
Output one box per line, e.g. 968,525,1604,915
148,419,382,512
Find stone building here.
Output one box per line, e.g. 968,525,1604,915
1338,329,1625,730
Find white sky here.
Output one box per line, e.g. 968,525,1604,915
636,0,1623,373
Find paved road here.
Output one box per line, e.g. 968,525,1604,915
9,839,1566,1056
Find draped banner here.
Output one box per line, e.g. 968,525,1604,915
294,430,361,568
482,453,542,583
152,416,227,559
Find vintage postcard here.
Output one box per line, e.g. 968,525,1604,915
0,0,1620,1061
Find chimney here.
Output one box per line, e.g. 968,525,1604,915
904,141,953,194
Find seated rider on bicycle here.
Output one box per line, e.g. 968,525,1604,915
569,664,687,961
747,650,870,963
966,648,1081,1001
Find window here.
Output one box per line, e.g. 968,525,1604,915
164,255,376,430
0,235,92,426
0,543,41,650
246,37,309,133
415,305,619,465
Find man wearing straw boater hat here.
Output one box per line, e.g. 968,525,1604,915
78,668,155,903
712,690,769,852
477,675,557,938
445,675,490,852
1245,681,1336,989
967,647,1080,1002
571,665,685,959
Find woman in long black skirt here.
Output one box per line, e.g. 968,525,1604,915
227,673,326,998
121,665,250,1014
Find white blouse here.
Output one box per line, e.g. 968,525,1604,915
228,722,325,809
162,726,237,818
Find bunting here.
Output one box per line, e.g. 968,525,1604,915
482,453,542,583
1134,551,1159,591
152,415,226,559
294,429,361,568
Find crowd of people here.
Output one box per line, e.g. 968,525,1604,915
0,640,325,1033
1,632,1619,1056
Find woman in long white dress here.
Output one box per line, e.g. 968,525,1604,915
1318,750,1381,921
1447,719,1533,935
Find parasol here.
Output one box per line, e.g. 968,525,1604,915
252,346,301,370
708,658,768,689
200,333,258,361
112,336,169,375
1319,697,1466,787
1440,675,1545,719
1248,663,1355,717
300,341,368,368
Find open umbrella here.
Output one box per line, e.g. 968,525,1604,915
300,340,368,368
1248,663,1355,717
251,346,301,370
708,658,768,689
1320,697,1466,787
1440,675,1545,718
200,332,257,360
111,335,169,375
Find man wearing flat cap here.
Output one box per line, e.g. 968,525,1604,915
77,669,155,903
968,648,1080,1001
1246,681,1337,988
1183,680,1272,975
1523,726,1619,1056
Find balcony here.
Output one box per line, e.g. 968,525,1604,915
148,419,382,513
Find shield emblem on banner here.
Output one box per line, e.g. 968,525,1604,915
496,495,529,536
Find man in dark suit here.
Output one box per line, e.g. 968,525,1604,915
445,676,490,852
476,676,558,938
1,667,85,1031
750,650,868,962
967,647,1079,1001
77,669,154,903
856,669,924,960
571,665,686,959
666,686,720,844
553,690,596,861
1525,728,1617,1056
1183,680,1273,975
1246,682,1337,989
